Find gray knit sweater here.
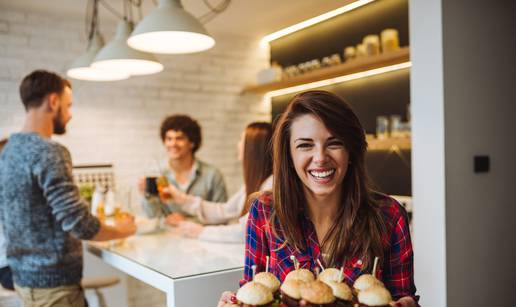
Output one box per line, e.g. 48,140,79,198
0,132,100,288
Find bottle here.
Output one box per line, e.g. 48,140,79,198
91,184,104,217
104,187,116,217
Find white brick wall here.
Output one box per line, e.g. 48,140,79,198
0,7,270,307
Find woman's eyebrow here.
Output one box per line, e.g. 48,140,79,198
294,138,313,143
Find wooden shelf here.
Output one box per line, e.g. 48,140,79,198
243,47,410,94
367,136,411,151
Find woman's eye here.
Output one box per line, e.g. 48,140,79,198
296,143,312,149
328,141,344,148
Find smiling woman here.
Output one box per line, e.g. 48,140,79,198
218,90,419,307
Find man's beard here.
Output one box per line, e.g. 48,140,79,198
53,107,67,135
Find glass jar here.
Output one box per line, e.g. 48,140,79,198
363,34,381,56
381,28,400,53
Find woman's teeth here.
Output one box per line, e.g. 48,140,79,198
309,169,335,179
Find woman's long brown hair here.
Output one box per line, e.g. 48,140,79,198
271,90,386,270
241,122,273,216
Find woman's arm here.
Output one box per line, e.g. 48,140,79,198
382,203,419,304
166,185,246,225
241,199,269,285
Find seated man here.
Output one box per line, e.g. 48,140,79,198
141,115,227,223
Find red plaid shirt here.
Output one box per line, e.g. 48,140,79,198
241,191,418,302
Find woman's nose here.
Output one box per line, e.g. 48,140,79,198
313,146,328,164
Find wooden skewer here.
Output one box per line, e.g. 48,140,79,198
251,264,257,280
266,256,269,273
290,255,299,271
338,266,344,282
372,256,379,278
316,259,325,271
315,267,320,278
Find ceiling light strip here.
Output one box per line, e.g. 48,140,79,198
265,62,412,99
261,0,376,44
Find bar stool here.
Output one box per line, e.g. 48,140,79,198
82,276,120,307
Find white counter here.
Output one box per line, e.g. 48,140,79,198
87,229,244,307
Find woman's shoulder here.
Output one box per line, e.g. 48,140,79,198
247,191,274,217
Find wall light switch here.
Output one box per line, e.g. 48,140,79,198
474,155,489,173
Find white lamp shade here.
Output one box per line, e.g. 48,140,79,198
92,20,164,76
127,0,215,54
67,33,130,81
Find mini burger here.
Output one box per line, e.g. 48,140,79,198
325,281,353,307
236,281,274,307
254,272,281,296
357,286,392,307
280,279,304,307
317,268,342,284
284,268,315,283
353,274,384,293
298,280,336,306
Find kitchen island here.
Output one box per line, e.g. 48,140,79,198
87,229,244,307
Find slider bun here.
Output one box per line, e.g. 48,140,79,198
357,286,392,306
299,280,335,304
285,268,315,283
353,274,384,291
236,281,273,305
280,279,304,299
318,268,342,284
326,281,353,301
254,272,281,293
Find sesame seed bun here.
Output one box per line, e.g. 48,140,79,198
236,282,273,305
357,286,392,306
254,272,281,293
326,281,353,301
299,280,336,304
353,274,384,292
318,268,342,284
285,269,315,283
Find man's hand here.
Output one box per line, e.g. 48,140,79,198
114,214,137,237
165,212,186,226
91,214,137,241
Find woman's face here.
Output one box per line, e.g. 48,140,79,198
289,114,350,199
237,131,245,162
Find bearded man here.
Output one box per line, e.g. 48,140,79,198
0,70,136,307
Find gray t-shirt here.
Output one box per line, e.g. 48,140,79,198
0,132,100,288
142,159,228,217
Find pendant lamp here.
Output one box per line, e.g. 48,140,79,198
92,20,164,76
127,0,215,54
67,32,130,81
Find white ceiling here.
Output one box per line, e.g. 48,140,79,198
0,0,349,38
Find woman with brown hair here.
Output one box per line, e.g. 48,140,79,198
163,122,273,243
218,90,418,306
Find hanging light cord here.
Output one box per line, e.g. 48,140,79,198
98,0,125,20
84,0,100,47
199,0,232,24
92,0,230,28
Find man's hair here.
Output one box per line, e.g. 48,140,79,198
160,115,202,154
19,70,71,110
